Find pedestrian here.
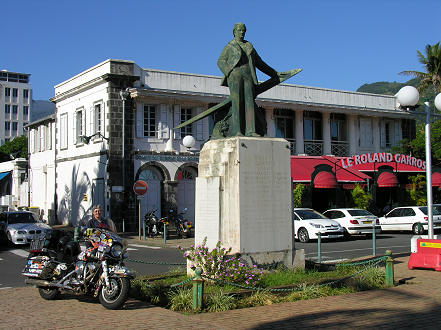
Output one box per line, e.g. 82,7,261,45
217,22,279,137
87,205,116,232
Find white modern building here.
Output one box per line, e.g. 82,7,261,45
27,59,415,227
0,71,31,144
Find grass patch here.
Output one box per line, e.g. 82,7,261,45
130,260,387,313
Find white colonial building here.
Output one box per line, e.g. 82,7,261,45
27,59,414,228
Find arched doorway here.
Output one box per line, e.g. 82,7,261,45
176,165,197,224
137,165,164,219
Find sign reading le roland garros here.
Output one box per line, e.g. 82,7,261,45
340,152,426,170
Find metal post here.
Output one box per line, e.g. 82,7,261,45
138,198,141,240
122,218,125,235
120,89,129,235
163,223,167,244
385,250,394,287
372,222,376,256
192,268,204,310
317,232,321,263
425,102,434,239
74,226,79,242
143,215,146,240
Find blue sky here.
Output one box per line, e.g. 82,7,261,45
2,0,440,100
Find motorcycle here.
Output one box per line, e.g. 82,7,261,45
22,227,133,310
144,209,169,238
169,208,193,239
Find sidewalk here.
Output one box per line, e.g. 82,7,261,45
2,254,441,329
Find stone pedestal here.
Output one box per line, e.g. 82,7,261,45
195,137,304,268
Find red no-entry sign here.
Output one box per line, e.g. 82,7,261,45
133,180,148,196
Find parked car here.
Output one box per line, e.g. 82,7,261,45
293,208,344,243
0,211,51,245
323,208,381,237
378,206,441,234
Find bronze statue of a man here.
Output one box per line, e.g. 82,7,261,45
217,22,279,137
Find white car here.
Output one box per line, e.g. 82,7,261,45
323,208,381,237
0,211,51,245
379,206,441,234
293,208,344,243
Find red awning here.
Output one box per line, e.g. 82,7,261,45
314,171,338,188
433,172,441,187
291,156,370,183
377,171,399,187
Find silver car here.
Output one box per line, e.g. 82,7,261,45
0,211,51,245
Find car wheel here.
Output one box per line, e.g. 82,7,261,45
412,223,424,235
298,228,310,243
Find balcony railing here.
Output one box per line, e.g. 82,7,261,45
331,141,349,156
304,140,323,156
285,138,296,155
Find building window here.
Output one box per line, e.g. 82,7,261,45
330,113,347,141
143,105,156,137
12,88,18,98
5,122,10,132
274,108,295,139
60,113,68,149
402,119,416,141
12,122,17,132
180,108,193,136
23,89,29,99
93,103,102,134
12,105,18,114
23,106,29,116
39,126,45,151
5,104,10,115
304,111,322,140
76,110,84,144
5,88,10,97
385,122,391,148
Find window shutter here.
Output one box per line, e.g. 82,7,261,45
89,107,94,135
173,105,181,139
394,121,401,145
380,120,386,148
136,104,143,138
73,112,78,145
196,107,204,140
159,104,169,139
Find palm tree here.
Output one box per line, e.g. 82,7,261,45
401,42,441,95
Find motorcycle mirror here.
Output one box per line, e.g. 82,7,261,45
169,209,174,213
184,207,188,211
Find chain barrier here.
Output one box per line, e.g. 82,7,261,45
335,255,388,267
127,258,186,266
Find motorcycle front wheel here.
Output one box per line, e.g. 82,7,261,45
99,277,130,310
38,287,59,300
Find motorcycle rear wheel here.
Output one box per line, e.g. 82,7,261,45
176,225,183,238
99,277,130,310
38,287,59,300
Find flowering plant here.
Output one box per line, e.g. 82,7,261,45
179,237,263,287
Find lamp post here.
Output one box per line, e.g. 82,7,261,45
182,135,196,153
397,86,441,239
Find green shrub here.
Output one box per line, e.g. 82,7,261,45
205,289,236,312
352,184,372,210
168,288,193,312
180,238,264,286
293,184,306,208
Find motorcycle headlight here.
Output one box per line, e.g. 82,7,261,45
110,244,123,258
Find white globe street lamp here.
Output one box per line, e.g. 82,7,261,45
397,87,441,239
182,135,196,152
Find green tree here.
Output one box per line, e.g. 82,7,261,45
352,184,372,210
407,174,427,206
293,184,306,208
400,42,441,95
0,136,28,160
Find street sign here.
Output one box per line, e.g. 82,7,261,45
133,180,148,196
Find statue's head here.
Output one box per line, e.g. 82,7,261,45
233,22,246,41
